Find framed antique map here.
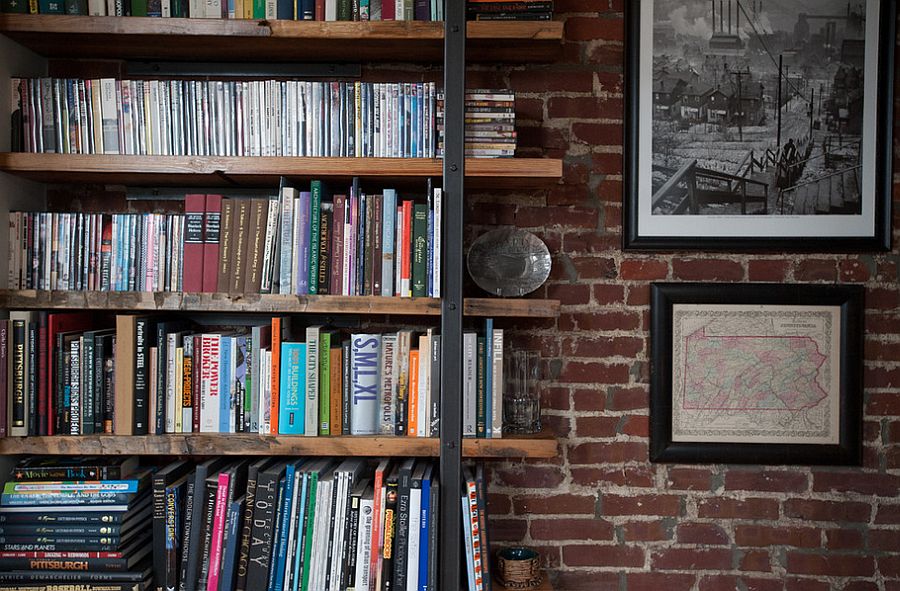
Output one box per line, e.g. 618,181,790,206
650,283,863,464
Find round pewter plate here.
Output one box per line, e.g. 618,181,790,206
467,228,551,297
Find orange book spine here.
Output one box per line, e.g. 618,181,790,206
269,317,282,435
406,349,419,437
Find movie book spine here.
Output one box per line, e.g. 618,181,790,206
0,541,126,553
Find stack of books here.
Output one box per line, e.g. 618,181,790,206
437,90,516,158
465,0,552,20
149,457,440,591
0,457,153,591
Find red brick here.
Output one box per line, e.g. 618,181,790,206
547,283,591,305
589,42,625,67
592,283,626,305
865,339,900,361
487,492,511,515
512,493,595,515
515,205,598,230
813,470,900,496
748,259,790,282
735,525,821,548
489,518,528,543
786,552,875,576
868,392,900,414
572,122,623,145
651,547,733,571
553,571,620,591
620,259,669,280
592,151,624,174
875,503,900,524
880,554,900,577
866,366,900,388
869,528,900,550
622,519,673,542
839,259,872,282
529,517,614,541
609,386,648,411
515,97,544,122
866,313,900,335
565,16,624,42
571,465,656,488
843,582,880,591
677,522,730,545
574,416,619,438
889,421,900,443
699,576,782,591
672,258,744,281
596,71,624,94
666,467,713,491
509,70,595,94
795,259,838,281
495,466,564,489
560,361,631,384
568,441,647,464
785,579,831,591
573,388,606,412
739,550,772,572
783,499,871,523
620,415,649,436
542,386,570,411
724,469,809,493
562,543,644,567
548,96,624,119
868,287,900,310
602,494,682,517
626,573,696,591
697,498,780,520
564,335,643,358
826,528,865,550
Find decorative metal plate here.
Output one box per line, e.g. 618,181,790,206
467,228,551,297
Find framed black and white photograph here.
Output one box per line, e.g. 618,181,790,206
650,283,864,465
625,0,895,250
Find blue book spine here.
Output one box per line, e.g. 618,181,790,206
218,498,243,591
1,491,136,505
218,336,233,433
3,480,142,494
233,335,248,434
381,189,396,297
278,343,307,435
411,86,418,158
275,0,291,19
300,0,313,18
484,318,493,438
266,479,286,591
418,475,431,591
296,191,311,296
270,463,296,591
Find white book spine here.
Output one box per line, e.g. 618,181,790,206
417,335,429,438
199,334,221,433
432,188,441,298
259,349,271,434
462,495,476,591
350,334,381,435
491,329,504,438
259,200,280,293
406,486,422,591
165,333,178,433
278,187,295,294
378,333,397,435
356,496,374,591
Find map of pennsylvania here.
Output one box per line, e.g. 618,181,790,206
671,305,841,444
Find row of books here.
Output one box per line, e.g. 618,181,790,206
12,79,440,159
1,312,506,438
0,0,445,20
0,456,443,591
436,90,517,158
0,458,152,591
7,180,442,298
465,0,551,21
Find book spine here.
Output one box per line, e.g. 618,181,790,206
475,337,486,438
205,472,231,591
349,334,380,435
307,182,322,294
234,464,260,591
202,195,222,293
303,328,319,436
183,194,205,293
278,343,306,435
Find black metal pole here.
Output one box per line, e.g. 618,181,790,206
440,0,465,590
776,54,783,150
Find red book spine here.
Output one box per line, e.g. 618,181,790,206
183,194,205,293
269,317,282,435
37,313,48,436
401,200,412,297
202,194,223,293
331,194,345,295
381,0,394,19
205,471,231,591
315,0,324,19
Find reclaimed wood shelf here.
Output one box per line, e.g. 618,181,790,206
0,153,563,189
497,579,554,591
0,15,563,62
0,291,561,318
0,432,558,458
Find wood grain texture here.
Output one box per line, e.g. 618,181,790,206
0,153,563,189
0,16,563,62
0,291,560,318
0,433,558,458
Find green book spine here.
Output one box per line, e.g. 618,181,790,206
299,473,318,591
308,181,322,295
63,0,85,12
252,0,264,18
130,0,146,15
475,336,486,438
411,203,428,297
36,0,64,12
318,332,331,435
337,0,350,19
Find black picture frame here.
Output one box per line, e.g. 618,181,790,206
624,0,895,251
650,283,863,465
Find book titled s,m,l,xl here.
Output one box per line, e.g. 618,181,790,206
349,334,380,435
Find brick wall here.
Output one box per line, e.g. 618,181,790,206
471,2,900,589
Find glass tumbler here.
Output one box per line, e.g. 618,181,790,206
503,349,541,435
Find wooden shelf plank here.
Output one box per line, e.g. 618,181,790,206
496,579,553,591
462,430,557,459
0,153,562,189
0,16,563,62
0,291,560,318
0,433,557,458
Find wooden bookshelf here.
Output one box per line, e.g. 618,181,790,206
0,291,561,318
0,16,563,63
0,432,558,458
497,579,554,591
0,153,563,189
